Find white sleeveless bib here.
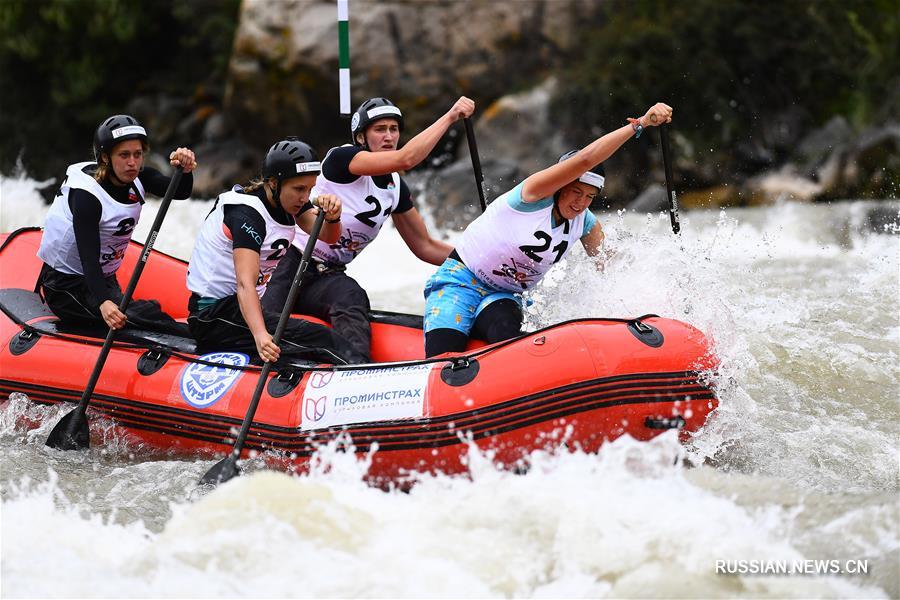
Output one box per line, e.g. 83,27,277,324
187,189,296,299
456,186,587,293
292,146,401,265
38,162,145,276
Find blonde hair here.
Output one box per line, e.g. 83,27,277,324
94,141,150,183
242,177,282,210
242,177,271,193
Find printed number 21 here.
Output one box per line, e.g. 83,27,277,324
519,231,568,264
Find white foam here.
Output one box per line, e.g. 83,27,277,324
2,436,888,598
2,175,898,598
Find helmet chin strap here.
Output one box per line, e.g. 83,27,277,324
270,178,283,209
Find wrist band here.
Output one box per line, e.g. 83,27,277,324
326,217,341,224
632,121,643,138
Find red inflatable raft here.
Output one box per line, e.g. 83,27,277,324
0,227,718,481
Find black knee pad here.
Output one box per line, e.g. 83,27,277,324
472,299,523,343
425,328,469,357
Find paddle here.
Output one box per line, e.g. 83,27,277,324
659,124,680,234
46,167,184,450
463,117,487,213
199,207,327,486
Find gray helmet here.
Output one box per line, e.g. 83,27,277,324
93,114,147,161
262,137,321,182
558,150,605,190
350,97,403,146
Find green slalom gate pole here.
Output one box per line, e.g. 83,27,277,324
338,0,351,116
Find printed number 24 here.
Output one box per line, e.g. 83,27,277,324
356,195,391,227
266,238,290,261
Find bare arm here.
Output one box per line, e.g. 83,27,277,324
521,103,673,202
392,208,453,265
348,96,475,175
234,248,279,362
581,221,606,257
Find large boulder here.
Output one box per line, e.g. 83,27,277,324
225,0,605,149
842,125,900,198
414,157,519,232
627,184,667,213
472,77,567,177
415,77,571,229
794,122,900,200
793,115,854,178
741,166,823,204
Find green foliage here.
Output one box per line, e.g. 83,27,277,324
553,0,899,186
0,0,240,178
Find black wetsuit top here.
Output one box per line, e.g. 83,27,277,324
70,166,193,303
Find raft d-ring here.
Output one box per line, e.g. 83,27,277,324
268,369,303,398
632,320,652,333
533,335,546,346
441,357,480,386
627,320,664,348
137,349,170,376
450,357,470,371
10,329,40,355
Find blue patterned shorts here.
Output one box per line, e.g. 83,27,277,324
423,258,520,335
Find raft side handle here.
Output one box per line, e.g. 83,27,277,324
450,357,470,371
632,320,652,333
441,357,480,386
627,319,664,348
268,368,304,398
137,349,170,376
10,329,41,355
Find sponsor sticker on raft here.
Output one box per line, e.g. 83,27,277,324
180,352,249,408
301,364,432,430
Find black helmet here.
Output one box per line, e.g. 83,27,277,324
558,150,606,190
350,97,403,146
93,114,147,161
262,137,321,182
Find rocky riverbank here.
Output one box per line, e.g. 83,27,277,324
2,0,896,223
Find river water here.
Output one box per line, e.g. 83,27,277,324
1,172,898,598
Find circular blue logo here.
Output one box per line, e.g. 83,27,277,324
180,352,250,408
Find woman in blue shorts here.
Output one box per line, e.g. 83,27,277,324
423,102,673,357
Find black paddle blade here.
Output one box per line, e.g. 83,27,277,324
45,410,90,450
199,455,240,486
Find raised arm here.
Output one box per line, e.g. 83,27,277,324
521,103,673,202
348,96,475,176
